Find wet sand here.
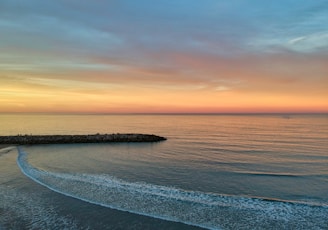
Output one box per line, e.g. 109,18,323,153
0,144,12,149
0,145,16,157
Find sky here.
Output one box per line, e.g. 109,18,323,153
0,0,327,114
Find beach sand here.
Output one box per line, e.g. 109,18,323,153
0,144,13,149
0,145,16,156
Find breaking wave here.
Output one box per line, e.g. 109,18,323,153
17,148,328,229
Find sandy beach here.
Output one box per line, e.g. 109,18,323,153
0,144,12,149
0,145,16,157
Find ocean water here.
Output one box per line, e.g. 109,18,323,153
0,114,327,229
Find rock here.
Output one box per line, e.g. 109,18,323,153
0,134,167,145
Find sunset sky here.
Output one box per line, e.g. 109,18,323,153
1,0,327,113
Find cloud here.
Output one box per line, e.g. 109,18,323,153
288,37,306,45
21,77,120,91
0,0,327,113
215,86,231,92
287,32,328,52
246,0,328,54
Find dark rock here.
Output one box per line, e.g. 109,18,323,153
0,134,167,145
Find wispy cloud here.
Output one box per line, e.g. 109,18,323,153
0,0,327,113
287,32,328,52
22,77,121,91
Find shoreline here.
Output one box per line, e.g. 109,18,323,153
0,134,167,145
0,144,14,149
0,144,16,157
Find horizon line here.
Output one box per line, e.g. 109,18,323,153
1,112,327,116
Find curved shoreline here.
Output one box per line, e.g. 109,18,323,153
0,134,166,145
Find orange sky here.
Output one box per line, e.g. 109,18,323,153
1,1,327,113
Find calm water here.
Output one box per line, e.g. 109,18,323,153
1,114,328,229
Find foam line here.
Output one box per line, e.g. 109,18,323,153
17,147,328,230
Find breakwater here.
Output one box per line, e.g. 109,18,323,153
0,134,166,145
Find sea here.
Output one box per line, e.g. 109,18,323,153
0,114,327,230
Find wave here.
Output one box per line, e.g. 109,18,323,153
233,171,303,178
17,147,328,230
0,185,80,229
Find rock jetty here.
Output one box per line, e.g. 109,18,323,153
0,134,167,145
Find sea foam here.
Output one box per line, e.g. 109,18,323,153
17,147,328,230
